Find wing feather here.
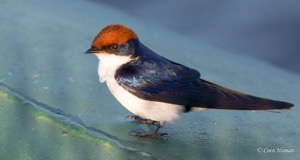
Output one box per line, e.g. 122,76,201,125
115,44,293,111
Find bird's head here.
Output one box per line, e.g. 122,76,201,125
85,24,138,57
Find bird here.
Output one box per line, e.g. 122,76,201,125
84,24,294,139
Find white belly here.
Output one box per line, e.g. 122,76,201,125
96,54,183,123
106,76,183,123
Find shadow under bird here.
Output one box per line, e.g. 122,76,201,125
85,24,294,139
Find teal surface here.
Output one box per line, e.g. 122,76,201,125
0,0,299,159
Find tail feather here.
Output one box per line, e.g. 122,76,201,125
200,79,294,110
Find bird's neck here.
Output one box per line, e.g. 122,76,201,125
96,54,132,83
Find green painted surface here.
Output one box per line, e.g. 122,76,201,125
0,85,154,160
0,0,299,159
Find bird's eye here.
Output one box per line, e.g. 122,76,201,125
110,43,120,52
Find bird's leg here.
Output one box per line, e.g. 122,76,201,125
126,116,168,139
125,115,158,125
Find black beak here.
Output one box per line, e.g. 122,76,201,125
84,47,100,54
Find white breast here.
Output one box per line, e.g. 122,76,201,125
96,54,183,123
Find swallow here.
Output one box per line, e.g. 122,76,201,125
85,24,294,139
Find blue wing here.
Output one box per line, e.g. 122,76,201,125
115,43,293,111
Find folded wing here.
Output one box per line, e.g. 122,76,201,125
115,50,293,111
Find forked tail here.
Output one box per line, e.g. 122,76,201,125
199,79,294,110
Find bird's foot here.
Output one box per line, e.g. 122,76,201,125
125,115,159,125
126,115,166,139
130,131,168,139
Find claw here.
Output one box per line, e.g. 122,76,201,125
125,115,141,121
125,115,157,125
125,115,135,120
130,132,168,139
125,115,167,139
129,131,146,137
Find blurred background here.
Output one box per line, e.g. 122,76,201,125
1,0,299,159
94,0,300,74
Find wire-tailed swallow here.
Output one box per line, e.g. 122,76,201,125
85,24,294,139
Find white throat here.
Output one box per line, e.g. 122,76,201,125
95,54,132,83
